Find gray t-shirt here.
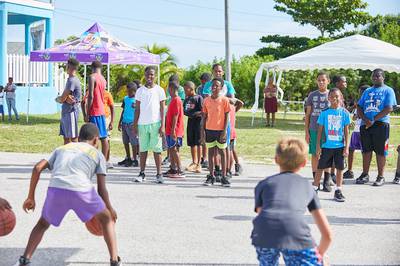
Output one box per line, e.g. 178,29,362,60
306,90,329,131
251,172,321,250
5,84,17,99
47,142,107,192
62,76,81,115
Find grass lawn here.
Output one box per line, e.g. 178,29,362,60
1,108,399,170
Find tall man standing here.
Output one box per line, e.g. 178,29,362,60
5,77,19,121
356,69,397,186
84,60,109,158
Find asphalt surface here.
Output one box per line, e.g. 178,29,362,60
0,151,399,266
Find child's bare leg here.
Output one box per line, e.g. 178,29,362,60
132,145,138,160
190,146,197,164
311,154,318,173
106,139,111,161
71,137,78,143
124,143,131,159
313,169,323,188
101,138,109,158
140,151,148,172
96,209,118,261
220,148,227,177
233,148,239,164
153,152,162,175
23,217,50,259
266,113,270,125
63,138,71,145
196,145,201,164
229,150,234,171
169,148,176,170
202,144,208,162
348,149,355,171
208,147,215,175
225,147,230,174
336,169,343,188
271,112,275,126
174,147,182,171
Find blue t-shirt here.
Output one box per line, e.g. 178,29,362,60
358,85,397,124
202,80,235,96
122,96,135,124
317,107,351,149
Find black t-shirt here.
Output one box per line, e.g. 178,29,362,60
251,172,321,250
183,95,203,119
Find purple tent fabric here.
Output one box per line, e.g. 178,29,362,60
30,23,161,65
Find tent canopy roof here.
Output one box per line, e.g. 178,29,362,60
261,34,400,73
30,23,161,65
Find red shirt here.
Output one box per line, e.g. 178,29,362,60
229,104,237,140
89,73,106,116
165,97,184,137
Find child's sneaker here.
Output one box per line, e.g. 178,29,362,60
372,176,385,186
393,174,400,184
201,160,209,169
133,172,145,183
185,163,197,172
117,157,130,166
214,170,222,183
343,170,354,179
110,256,122,266
155,174,164,184
167,169,179,178
132,159,139,167
161,156,169,165
234,163,243,176
163,168,174,177
194,164,202,173
13,256,30,266
334,189,346,202
356,173,369,184
106,161,114,169
203,175,215,186
124,158,133,167
221,176,231,187
322,173,332,192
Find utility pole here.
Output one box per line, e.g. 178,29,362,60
224,0,231,82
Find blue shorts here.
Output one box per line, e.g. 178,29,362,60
166,135,183,148
255,246,323,266
89,115,108,139
0,105,3,114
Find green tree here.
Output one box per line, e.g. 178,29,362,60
274,0,371,37
362,14,400,46
54,35,78,45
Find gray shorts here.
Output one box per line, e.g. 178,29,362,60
122,123,138,145
60,110,79,138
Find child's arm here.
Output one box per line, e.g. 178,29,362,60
56,88,72,103
86,76,95,122
343,124,349,156
109,101,115,131
118,102,125,132
133,101,141,136
356,105,372,128
311,209,332,257
159,100,165,136
23,159,49,212
97,174,117,221
255,207,262,213
200,112,208,144
171,114,178,140
220,112,229,142
81,99,86,119
235,98,244,112
305,106,312,144
316,125,323,157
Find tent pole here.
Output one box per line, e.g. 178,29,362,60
107,63,110,91
27,62,30,123
84,64,87,93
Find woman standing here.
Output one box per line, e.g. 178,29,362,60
264,79,278,127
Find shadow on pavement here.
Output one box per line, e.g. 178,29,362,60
196,195,253,200
68,262,257,265
0,247,80,266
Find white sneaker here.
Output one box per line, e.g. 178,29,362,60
106,162,114,169
155,174,164,184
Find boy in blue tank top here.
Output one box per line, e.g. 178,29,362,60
118,82,139,167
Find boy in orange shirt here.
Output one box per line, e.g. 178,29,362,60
201,78,231,187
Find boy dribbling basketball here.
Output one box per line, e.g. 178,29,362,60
14,123,121,266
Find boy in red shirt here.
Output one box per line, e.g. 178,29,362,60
201,78,231,187
165,82,185,178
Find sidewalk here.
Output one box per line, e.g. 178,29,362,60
0,152,399,266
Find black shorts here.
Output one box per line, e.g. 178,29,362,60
205,129,225,144
187,118,202,147
318,148,345,170
360,121,389,156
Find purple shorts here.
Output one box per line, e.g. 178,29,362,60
42,187,106,226
349,131,362,151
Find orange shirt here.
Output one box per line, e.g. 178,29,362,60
103,90,114,118
202,96,230,130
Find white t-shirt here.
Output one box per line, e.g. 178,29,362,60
47,142,107,192
136,84,166,125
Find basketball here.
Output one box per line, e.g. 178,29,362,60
0,208,16,237
85,216,103,236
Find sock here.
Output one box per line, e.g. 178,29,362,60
396,172,400,177
215,165,221,171
335,186,342,191
324,172,330,180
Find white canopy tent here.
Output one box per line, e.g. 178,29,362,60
251,34,400,125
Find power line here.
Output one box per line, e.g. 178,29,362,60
54,10,262,48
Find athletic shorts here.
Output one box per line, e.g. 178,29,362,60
42,187,106,227
255,246,322,266
138,121,163,153
360,121,389,156
309,130,318,155
228,139,236,150
205,129,227,149
89,115,108,139
166,135,183,148
0,105,3,114
187,118,201,147
318,147,345,170
349,131,362,151
60,110,79,139
122,122,138,145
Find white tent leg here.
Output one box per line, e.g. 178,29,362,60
84,64,87,93
27,84,31,123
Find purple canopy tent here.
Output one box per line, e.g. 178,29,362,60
27,23,161,122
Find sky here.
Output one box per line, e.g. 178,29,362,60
8,0,400,68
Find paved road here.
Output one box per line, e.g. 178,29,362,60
0,152,399,266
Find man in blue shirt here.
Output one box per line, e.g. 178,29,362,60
202,64,236,97
356,68,397,186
